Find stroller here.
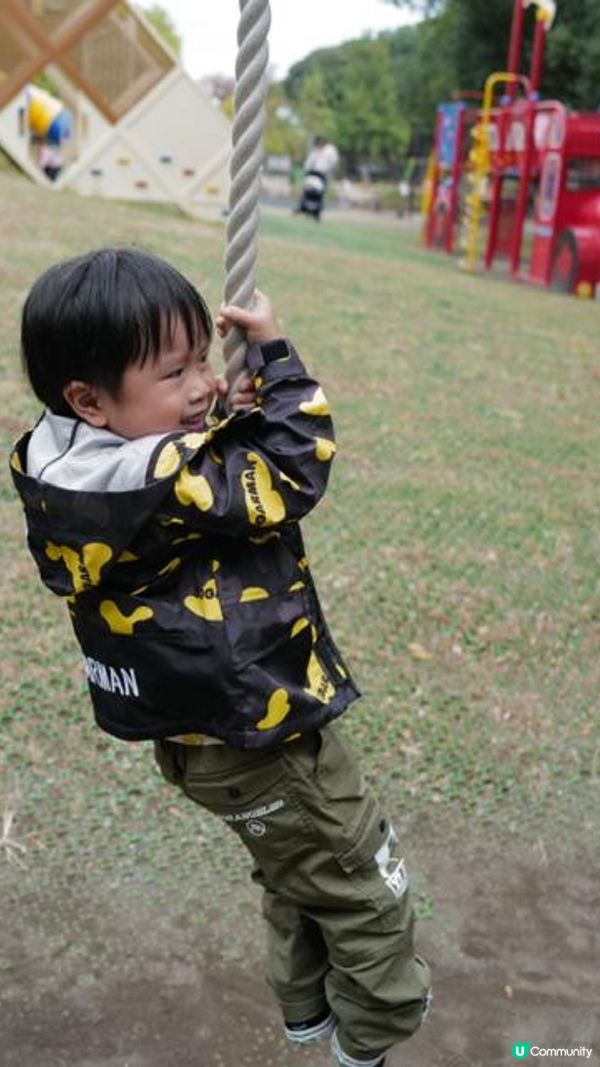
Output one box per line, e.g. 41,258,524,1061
296,169,327,221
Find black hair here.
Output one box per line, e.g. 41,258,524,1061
21,247,213,415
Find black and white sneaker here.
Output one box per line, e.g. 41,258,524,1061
331,1027,386,1067
284,1008,336,1046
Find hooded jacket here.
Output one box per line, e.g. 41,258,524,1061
10,340,360,748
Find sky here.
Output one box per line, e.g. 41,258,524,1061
146,1,418,81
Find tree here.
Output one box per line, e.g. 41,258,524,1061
137,3,182,58
380,0,600,108
277,0,600,174
387,22,455,148
285,36,412,175
264,85,306,161
295,65,337,146
544,3,600,108
334,38,410,173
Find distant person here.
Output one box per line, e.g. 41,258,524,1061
38,141,63,182
295,135,339,221
11,247,431,1067
397,180,410,216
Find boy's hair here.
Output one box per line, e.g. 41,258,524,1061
21,247,213,416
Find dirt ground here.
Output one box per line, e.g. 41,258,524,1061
1,829,598,1067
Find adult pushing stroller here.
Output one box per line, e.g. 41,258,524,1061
297,170,327,220
295,136,339,222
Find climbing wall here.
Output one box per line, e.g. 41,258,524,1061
0,0,231,214
68,68,231,209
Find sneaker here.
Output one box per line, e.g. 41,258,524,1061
284,1008,336,1046
330,1027,386,1067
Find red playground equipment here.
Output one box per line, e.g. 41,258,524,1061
422,0,600,298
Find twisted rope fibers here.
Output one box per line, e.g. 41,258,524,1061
223,0,271,383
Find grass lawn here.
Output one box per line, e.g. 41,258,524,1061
0,171,598,895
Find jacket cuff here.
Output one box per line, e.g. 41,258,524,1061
246,339,303,378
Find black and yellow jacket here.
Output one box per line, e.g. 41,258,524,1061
10,340,359,748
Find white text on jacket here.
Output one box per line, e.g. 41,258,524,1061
84,656,139,697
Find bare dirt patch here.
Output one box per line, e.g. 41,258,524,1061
1,831,597,1067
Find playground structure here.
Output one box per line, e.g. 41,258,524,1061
422,0,600,297
0,0,232,214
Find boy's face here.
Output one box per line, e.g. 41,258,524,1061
68,319,222,439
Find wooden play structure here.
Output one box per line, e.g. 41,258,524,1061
422,0,600,298
0,0,232,214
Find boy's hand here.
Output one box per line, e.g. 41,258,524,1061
214,375,256,412
216,289,280,345
227,375,256,412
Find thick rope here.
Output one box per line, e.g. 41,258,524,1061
223,0,271,385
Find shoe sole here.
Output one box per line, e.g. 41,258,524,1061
284,1011,336,1046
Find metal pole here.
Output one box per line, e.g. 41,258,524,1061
510,94,536,277
529,12,547,94
447,107,466,254
423,109,443,248
507,0,525,74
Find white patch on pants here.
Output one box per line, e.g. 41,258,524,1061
375,824,408,899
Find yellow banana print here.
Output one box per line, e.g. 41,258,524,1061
241,452,286,526
153,441,183,479
279,470,301,491
257,688,292,730
46,541,112,594
240,587,270,602
184,562,223,621
99,600,154,634
305,651,334,704
153,433,208,480
314,437,336,462
118,550,139,563
300,386,330,416
291,617,310,638
175,466,214,512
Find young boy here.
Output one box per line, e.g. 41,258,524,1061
10,247,431,1067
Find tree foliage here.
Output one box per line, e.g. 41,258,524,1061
381,0,600,108
138,0,600,178
267,1,600,175
263,85,306,160
137,3,182,58
283,36,411,175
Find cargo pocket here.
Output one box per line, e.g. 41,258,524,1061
312,726,413,931
181,746,314,882
336,812,414,931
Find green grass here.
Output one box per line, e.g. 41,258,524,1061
0,172,598,895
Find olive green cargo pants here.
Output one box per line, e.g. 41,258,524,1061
154,724,431,1063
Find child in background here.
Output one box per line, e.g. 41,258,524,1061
10,247,431,1067
38,141,63,181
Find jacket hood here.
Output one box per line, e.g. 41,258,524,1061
25,411,168,492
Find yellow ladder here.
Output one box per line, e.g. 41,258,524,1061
459,72,522,272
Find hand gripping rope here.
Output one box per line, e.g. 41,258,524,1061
223,0,272,388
